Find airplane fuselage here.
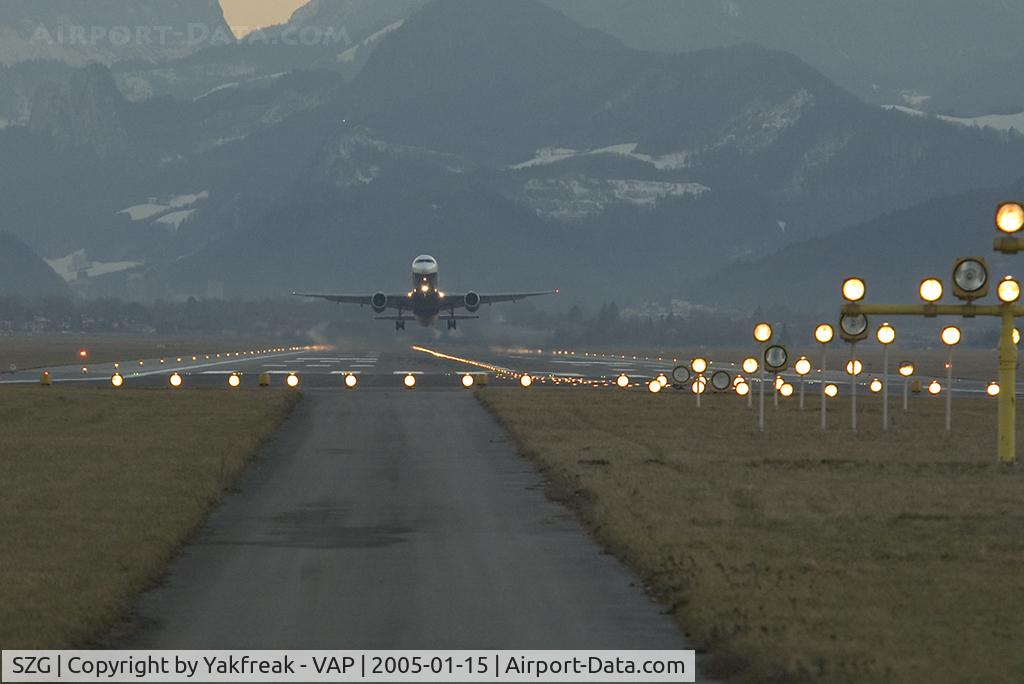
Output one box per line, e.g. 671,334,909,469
407,255,445,326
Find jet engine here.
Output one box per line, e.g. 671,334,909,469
464,291,481,313
371,292,388,313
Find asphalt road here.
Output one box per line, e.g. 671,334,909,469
125,387,693,652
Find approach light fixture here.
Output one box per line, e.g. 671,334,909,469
996,202,1024,234
928,380,942,395
987,382,1001,397
648,379,662,394
736,381,750,397
169,373,183,388
824,384,839,398
519,374,532,388
111,373,124,388
814,324,835,344
952,257,989,300
845,359,863,376
346,373,359,389
657,373,669,388
228,373,241,388
287,373,301,388
616,373,630,388
919,278,943,303
997,276,1021,304
764,345,788,371
869,378,883,394
742,357,759,374
876,323,896,346
794,357,812,376
753,322,773,343
711,370,732,391
839,313,869,342
779,383,794,398
671,365,691,385
462,374,475,388
690,357,708,374
898,362,915,377
941,325,962,346
691,378,707,394
842,277,866,302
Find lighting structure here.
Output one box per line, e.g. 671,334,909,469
462,373,476,389
657,373,669,389
286,373,300,388
671,365,691,389
735,381,750,397
824,383,839,398
774,376,784,391
111,373,124,388
814,323,834,431
842,277,866,302
616,373,630,389
997,276,1021,304
839,313,869,343
940,325,961,432
987,382,1001,397
869,378,883,394
228,373,241,388
648,378,662,394
994,202,1024,247
928,380,942,396
845,359,863,376
753,322,773,432
740,357,758,408
919,278,943,304
898,361,915,411
405,373,419,389
794,356,812,410
952,257,989,301
519,374,532,388
691,357,708,407
779,383,794,398
169,373,183,389
876,322,896,431
345,373,359,389
710,370,732,392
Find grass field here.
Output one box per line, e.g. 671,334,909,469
0,334,288,373
0,387,298,648
479,388,1024,683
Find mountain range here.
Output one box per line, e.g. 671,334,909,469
0,0,1022,316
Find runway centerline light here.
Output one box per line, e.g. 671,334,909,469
898,362,915,377
794,357,812,376
286,373,301,388
753,322,773,343
169,373,183,388
814,324,834,344
742,357,759,374
919,278,943,303
842,277,866,302
519,374,532,388
616,373,630,388
876,323,896,346
997,276,1021,304
228,373,241,388
462,373,475,388
996,202,1024,234
941,326,962,346
824,384,839,398
111,373,124,388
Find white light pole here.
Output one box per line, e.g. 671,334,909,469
845,356,863,432
876,323,895,431
941,325,962,432
815,324,834,431
794,356,812,410
753,323,773,432
898,362,915,411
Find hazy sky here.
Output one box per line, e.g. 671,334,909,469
220,0,308,36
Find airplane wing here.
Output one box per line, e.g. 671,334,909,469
443,290,560,309
292,292,406,308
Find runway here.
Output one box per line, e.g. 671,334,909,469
124,387,691,652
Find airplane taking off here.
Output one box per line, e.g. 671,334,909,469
293,255,558,330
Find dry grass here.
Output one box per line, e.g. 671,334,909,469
479,388,1024,683
0,387,298,648
0,334,284,373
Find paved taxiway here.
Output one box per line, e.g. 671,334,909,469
126,387,692,652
